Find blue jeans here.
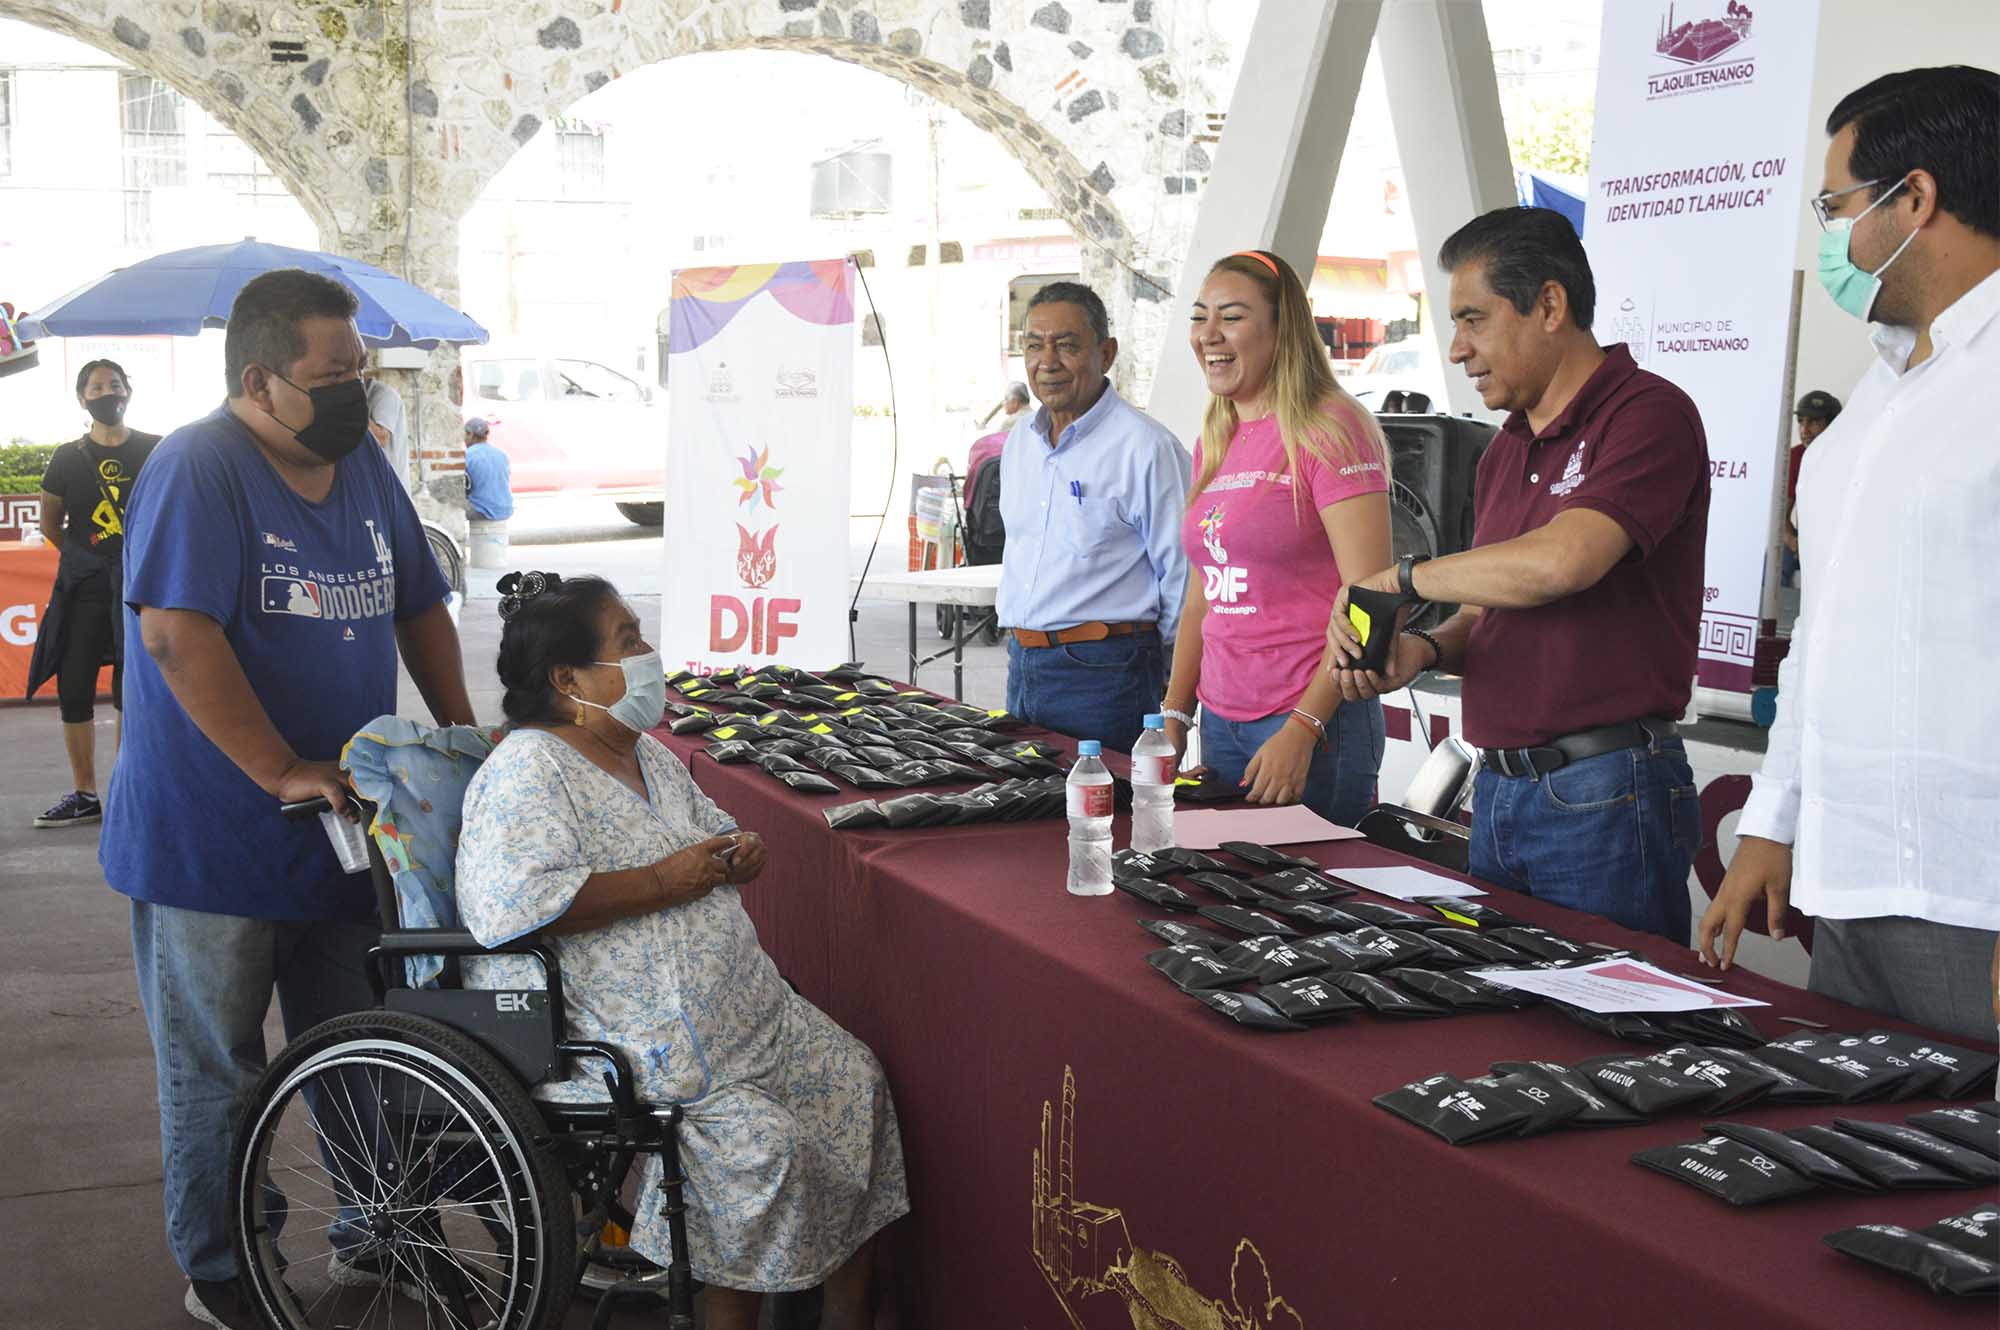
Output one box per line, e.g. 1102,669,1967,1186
1198,699,1386,829
1469,736,1701,943
1006,631,1166,754
132,900,379,1281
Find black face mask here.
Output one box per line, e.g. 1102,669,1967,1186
84,395,128,426
261,368,370,462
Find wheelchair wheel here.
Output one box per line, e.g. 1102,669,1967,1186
231,1010,577,1330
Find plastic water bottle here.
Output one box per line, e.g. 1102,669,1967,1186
1065,740,1114,896
1129,713,1178,853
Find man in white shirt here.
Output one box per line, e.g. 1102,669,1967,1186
1698,66,2000,1043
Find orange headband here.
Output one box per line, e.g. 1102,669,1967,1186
1231,249,1280,277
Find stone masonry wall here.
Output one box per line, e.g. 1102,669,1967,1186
3,0,1225,534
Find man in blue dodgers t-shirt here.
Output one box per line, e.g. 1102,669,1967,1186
101,269,476,1330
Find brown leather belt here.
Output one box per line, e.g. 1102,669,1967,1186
1010,621,1154,649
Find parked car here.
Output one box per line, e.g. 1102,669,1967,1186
1338,336,1449,413
460,348,667,525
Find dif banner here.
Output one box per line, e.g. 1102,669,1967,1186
664,260,855,674
1584,0,1820,691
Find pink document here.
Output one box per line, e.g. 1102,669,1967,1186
1169,806,1367,851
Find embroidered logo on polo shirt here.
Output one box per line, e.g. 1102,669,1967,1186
1549,440,1588,496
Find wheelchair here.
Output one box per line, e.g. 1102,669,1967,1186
226,792,697,1330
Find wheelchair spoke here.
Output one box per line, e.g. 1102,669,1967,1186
315,1076,395,1212
239,1042,564,1330
394,1231,506,1328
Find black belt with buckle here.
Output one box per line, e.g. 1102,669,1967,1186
1480,718,1679,779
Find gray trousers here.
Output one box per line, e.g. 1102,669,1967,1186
1808,914,1999,1045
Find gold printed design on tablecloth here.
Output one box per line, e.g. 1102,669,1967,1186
1032,1065,1303,1330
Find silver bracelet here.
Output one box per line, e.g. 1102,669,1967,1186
1159,706,1196,728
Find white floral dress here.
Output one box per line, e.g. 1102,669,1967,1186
455,729,908,1291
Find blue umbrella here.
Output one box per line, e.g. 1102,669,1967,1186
14,238,488,348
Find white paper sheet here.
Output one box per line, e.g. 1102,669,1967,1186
1471,959,1769,1013
1325,865,1484,900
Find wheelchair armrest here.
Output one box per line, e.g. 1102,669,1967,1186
378,927,490,953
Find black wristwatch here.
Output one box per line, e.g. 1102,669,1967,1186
1398,553,1429,597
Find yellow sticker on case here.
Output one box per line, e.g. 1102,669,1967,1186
1346,603,1373,643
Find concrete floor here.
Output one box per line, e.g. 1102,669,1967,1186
0,512,1003,1329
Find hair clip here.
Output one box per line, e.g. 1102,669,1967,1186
497,570,560,621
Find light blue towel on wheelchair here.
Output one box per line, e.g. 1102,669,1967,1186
342,716,505,988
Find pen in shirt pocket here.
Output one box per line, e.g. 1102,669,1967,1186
1069,480,1083,504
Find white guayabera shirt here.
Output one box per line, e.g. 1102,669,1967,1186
1738,268,2000,932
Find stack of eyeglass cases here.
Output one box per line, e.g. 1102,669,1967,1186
665,663,1244,829
1125,844,1766,1043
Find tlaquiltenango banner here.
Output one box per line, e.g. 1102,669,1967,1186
1583,0,1820,692
664,260,855,674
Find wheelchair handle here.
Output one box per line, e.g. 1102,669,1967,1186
280,796,335,820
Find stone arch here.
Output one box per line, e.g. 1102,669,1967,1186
428,0,1223,396
0,1,346,240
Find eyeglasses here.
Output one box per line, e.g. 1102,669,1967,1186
1810,177,1894,230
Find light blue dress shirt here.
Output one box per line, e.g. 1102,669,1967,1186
996,381,1191,641
464,441,515,520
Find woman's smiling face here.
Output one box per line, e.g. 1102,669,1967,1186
1189,268,1278,411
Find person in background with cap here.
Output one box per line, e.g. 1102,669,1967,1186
1700,66,2000,1044
997,281,1190,754
463,415,514,522
1327,207,1711,943
1780,389,1840,587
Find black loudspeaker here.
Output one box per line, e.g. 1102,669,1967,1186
1375,414,1496,629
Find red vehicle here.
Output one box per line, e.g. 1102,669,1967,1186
460,347,668,525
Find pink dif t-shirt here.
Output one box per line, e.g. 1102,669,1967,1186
1182,409,1388,723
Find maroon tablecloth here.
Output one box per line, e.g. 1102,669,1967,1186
655,722,1996,1328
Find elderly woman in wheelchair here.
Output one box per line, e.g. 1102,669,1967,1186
459,572,908,1325
229,572,906,1330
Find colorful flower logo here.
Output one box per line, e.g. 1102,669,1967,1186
733,445,784,513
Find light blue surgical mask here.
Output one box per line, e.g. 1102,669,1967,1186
571,650,667,733
1817,178,1916,321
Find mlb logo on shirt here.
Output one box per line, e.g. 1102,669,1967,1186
262,576,323,619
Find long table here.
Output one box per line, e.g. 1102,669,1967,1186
652,720,1996,1328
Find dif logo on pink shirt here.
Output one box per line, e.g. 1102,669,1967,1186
1198,505,1251,609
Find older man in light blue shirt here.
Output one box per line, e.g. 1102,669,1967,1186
998,281,1191,753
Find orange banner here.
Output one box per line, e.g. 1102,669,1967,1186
0,541,113,703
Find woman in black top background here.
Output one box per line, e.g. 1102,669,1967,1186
28,359,161,827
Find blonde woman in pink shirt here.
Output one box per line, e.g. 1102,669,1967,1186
1160,250,1393,825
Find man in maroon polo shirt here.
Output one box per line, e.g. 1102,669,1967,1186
1328,207,1711,941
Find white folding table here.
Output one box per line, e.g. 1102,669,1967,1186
848,564,1003,699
